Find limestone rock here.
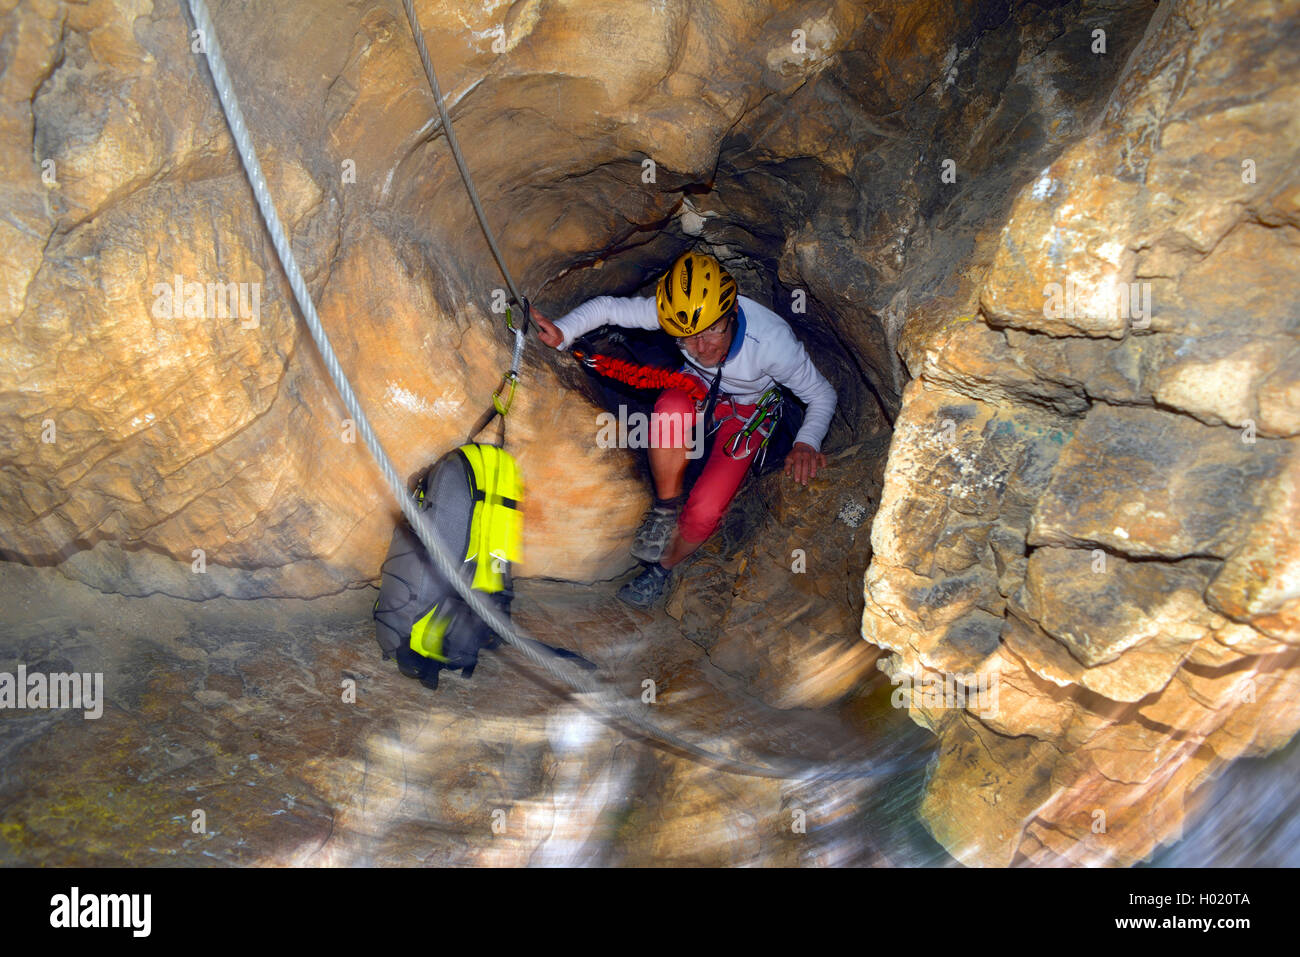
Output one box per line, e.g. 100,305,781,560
3,0,1298,870
1029,404,1286,560
673,436,889,710
2,0,874,598
1206,444,1300,643
862,0,1300,867
1020,547,1222,670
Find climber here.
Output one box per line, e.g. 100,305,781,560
531,250,837,609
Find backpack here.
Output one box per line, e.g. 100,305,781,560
372,443,522,690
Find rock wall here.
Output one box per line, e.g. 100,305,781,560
862,0,1300,865
0,0,1151,603
1,0,874,599
3,0,1297,867
642,0,1162,720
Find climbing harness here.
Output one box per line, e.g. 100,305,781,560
184,0,897,783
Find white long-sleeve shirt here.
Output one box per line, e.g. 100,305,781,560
552,294,837,452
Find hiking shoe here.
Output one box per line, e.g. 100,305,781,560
630,504,679,563
618,562,672,609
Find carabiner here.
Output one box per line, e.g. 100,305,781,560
505,297,529,333
492,372,518,416
723,395,782,460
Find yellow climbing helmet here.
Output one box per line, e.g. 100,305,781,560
656,251,738,337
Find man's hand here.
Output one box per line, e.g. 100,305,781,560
784,441,826,486
530,305,565,349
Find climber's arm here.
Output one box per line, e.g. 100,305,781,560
549,296,660,351
767,325,837,454
762,324,837,485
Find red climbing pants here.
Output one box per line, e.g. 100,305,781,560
654,375,766,544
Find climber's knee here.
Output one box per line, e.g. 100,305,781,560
654,386,696,417
652,388,699,449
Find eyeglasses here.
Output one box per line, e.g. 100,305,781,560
679,314,733,343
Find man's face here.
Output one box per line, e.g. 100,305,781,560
678,311,735,367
